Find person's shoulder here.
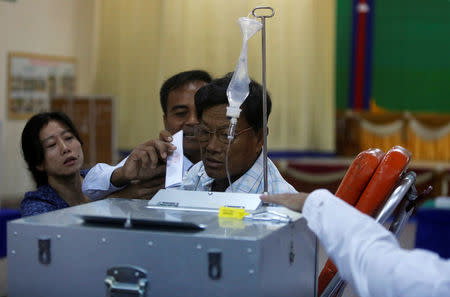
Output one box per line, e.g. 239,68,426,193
21,198,55,217
23,188,40,199
23,185,54,199
21,185,67,217
21,187,55,217
266,158,298,194
267,157,282,173
266,158,287,181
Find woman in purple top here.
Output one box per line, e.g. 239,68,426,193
21,112,91,217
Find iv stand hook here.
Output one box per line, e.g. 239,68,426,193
252,7,275,18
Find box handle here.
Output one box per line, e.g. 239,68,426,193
105,266,148,297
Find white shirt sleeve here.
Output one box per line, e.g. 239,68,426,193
303,189,450,297
82,157,128,200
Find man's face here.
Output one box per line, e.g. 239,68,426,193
164,80,207,159
198,104,262,180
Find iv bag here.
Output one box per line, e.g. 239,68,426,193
226,17,262,118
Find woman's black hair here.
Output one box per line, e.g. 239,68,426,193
194,73,272,132
21,112,83,187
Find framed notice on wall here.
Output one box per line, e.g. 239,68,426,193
7,52,76,119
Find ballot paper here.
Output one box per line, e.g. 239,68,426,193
165,130,184,188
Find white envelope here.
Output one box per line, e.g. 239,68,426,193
165,130,184,188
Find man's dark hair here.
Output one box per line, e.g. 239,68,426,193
160,70,212,114
21,111,83,187
194,73,272,132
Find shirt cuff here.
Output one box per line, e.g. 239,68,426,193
302,189,332,235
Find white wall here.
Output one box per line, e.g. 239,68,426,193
0,0,98,201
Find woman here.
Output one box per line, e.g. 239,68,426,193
21,112,91,216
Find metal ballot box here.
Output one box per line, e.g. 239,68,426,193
8,197,317,297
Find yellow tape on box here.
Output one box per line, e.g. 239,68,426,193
218,206,249,220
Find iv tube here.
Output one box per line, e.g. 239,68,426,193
225,15,262,192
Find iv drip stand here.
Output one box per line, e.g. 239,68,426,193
252,6,274,194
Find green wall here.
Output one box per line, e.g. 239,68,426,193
336,0,450,112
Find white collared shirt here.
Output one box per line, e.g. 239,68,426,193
180,153,297,194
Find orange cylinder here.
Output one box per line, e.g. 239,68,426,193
335,148,385,206
317,148,385,296
355,145,411,216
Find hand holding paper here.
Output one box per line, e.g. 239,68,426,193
165,130,184,188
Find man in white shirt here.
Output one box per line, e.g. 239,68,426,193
180,74,296,194
261,190,450,297
82,70,212,199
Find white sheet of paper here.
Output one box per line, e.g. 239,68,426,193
165,130,184,188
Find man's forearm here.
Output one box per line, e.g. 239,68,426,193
110,166,130,187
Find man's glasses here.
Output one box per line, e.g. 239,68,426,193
194,125,253,144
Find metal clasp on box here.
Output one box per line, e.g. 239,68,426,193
105,266,148,297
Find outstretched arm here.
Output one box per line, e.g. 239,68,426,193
82,138,175,200
261,190,450,297
82,157,128,200
107,173,166,199
110,139,175,187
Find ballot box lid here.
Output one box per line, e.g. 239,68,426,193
9,198,303,240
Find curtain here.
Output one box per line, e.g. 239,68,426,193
338,111,450,161
95,0,336,152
